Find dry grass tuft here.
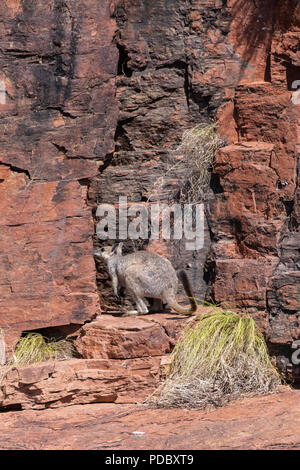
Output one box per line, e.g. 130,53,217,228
149,306,282,409
148,123,225,203
0,332,75,386
11,332,74,366
176,123,225,203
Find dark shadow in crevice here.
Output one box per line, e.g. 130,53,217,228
264,52,272,83
0,404,23,412
286,63,300,91
117,43,133,77
210,173,224,194
114,121,134,153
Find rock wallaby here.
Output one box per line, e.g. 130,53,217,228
94,243,197,316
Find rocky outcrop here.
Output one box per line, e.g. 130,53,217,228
91,0,263,309
0,313,191,410
94,0,300,376
207,0,300,375
0,358,161,409
0,0,299,379
0,0,118,350
0,387,298,449
74,314,186,359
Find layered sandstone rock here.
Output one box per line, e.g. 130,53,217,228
0,313,191,410
208,0,300,375
0,387,298,450
0,357,161,409
0,0,299,380
97,0,299,376
0,0,119,350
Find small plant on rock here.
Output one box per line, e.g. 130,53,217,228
11,332,74,366
175,122,225,203
148,122,225,203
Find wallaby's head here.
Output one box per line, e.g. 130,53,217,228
94,243,123,261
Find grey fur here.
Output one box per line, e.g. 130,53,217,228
94,243,197,316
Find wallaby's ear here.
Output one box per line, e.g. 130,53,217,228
116,242,123,256
111,242,123,255
111,243,118,253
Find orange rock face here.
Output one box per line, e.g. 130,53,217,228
0,0,119,350
208,0,300,376
0,314,191,410
74,315,176,359
0,388,299,449
94,0,299,377
0,0,299,381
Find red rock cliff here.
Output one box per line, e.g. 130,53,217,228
0,0,299,376
0,0,119,349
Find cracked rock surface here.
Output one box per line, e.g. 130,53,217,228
0,387,298,450
0,0,299,377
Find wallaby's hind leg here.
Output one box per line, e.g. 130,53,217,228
128,293,148,314
136,297,149,314
125,277,149,315
123,298,162,316
121,296,146,316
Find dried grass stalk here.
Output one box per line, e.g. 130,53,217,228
176,123,225,203
148,123,225,203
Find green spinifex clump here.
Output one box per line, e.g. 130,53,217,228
11,332,74,366
152,306,282,409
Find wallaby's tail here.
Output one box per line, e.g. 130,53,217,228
166,270,197,315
